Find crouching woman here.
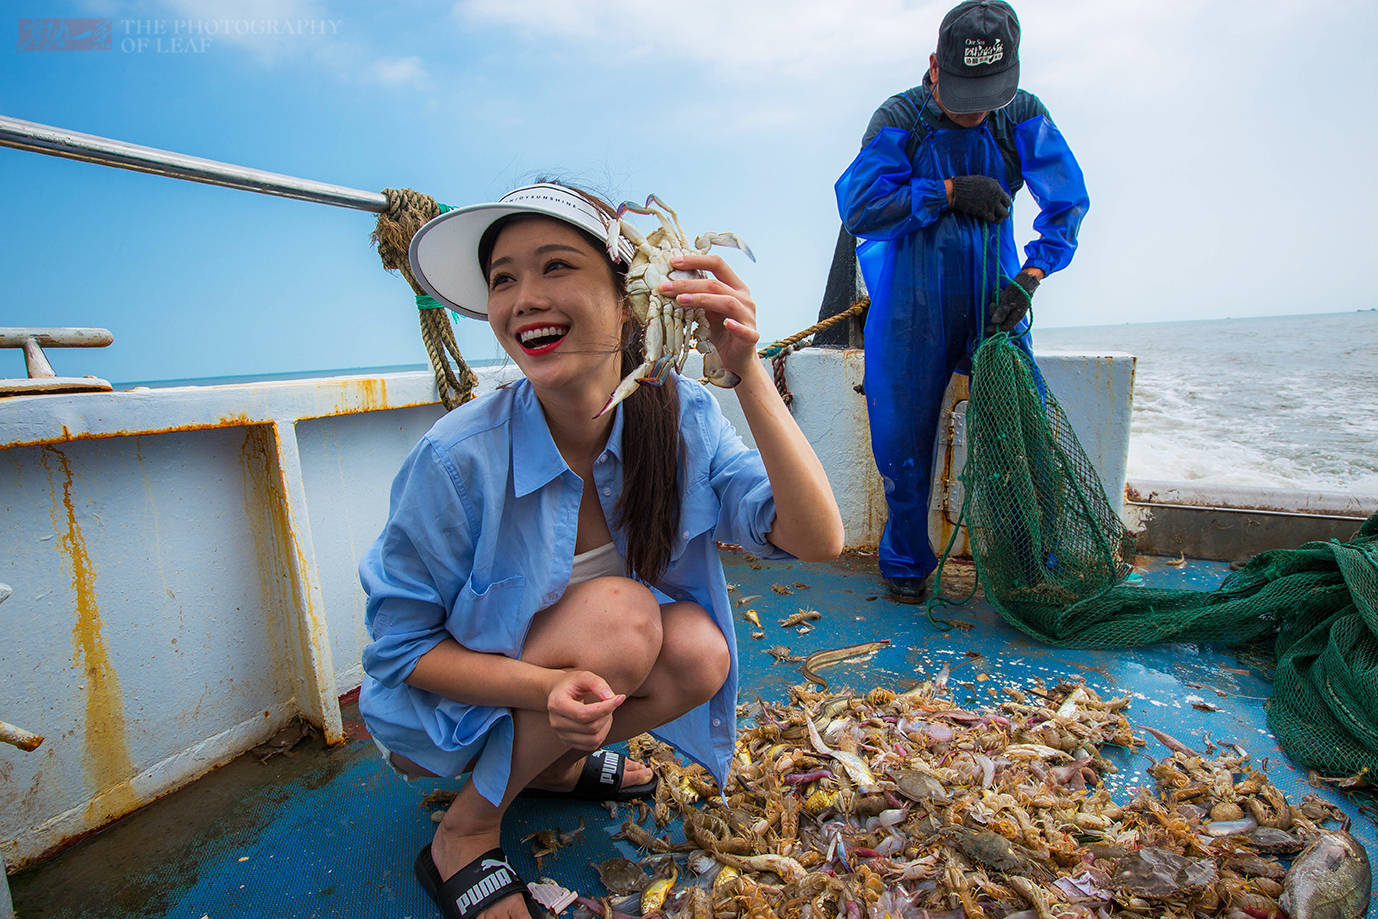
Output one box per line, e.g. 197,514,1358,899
358,182,844,919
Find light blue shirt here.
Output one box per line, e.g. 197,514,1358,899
358,375,788,806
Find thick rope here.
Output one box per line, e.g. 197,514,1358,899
754,297,869,405
371,187,478,410
757,298,867,360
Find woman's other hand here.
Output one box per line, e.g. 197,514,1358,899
546,669,624,751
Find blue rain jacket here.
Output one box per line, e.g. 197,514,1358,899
835,78,1088,579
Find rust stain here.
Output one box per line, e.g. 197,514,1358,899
240,426,335,737
348,377,389,413
4,384,438,451
40,445,137,821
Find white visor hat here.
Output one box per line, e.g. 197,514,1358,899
408,183,637,320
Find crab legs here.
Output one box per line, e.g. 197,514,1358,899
596,194,755,418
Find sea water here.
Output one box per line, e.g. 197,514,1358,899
116,313,1376,496
1037,311,1378,495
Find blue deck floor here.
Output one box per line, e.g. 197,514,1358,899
10,550,1376,918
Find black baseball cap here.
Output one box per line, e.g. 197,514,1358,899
936,0,1020,114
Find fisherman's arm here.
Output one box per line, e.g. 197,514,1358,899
1014,101,1090,278
836,96,947,239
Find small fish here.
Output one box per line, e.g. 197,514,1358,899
801,640,891,691
1204,817,1259,836
640,864,677,914
712,864,739,895
805,713,878,788
735,594,761,606
742,608,762,628
1280,831,1371,919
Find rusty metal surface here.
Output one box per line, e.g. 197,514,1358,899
0,370,447,450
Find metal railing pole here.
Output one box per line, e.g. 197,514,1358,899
0,114,389,212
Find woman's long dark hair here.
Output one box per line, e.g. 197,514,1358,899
614,316,681,585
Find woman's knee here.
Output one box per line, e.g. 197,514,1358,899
524,576,662,675
580,576,661,655
659,603,730,704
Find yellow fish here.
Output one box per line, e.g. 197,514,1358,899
712,864,739,895
742,608,762,628
641,864,677,914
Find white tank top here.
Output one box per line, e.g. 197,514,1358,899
569,541,626,585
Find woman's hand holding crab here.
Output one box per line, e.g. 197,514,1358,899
658,253,761,387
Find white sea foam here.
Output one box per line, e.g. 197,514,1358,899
1038,311,1378,495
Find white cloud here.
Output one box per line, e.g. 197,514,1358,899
369,55,428,88
454,0,951,82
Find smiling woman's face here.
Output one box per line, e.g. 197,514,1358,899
484,215,625,397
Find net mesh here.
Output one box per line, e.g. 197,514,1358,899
958,331,1378,778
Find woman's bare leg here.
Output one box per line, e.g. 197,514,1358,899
428,576,663,919
523,597,730,790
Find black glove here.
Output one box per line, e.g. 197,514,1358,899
949,175,1011,223
989,270,1040,332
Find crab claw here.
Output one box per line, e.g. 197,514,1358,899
701,343,742,389
695,232,756,263
605,217,624,263
596,361,652,418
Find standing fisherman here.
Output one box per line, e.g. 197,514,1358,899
833,0,1090,602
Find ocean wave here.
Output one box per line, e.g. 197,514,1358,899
1039,311,1378,495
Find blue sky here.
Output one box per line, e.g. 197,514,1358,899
2,0,1376,386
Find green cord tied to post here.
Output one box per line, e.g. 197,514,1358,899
371,190,477,410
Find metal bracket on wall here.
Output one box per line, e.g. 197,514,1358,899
0,327,113,396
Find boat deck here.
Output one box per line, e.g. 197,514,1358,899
10,550,1376,918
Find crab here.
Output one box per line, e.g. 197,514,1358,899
596,194,755,417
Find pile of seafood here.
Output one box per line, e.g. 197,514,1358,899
563,676,1369,919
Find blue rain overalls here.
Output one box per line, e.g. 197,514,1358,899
836,85,1088,580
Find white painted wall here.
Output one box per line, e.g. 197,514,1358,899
695,348,1136,549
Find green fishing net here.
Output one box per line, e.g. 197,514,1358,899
958,330,1378,779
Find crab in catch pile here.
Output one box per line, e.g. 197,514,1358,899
556,673,1367,919
596,194,755,418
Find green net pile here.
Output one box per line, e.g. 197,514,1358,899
958,331,1378,779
